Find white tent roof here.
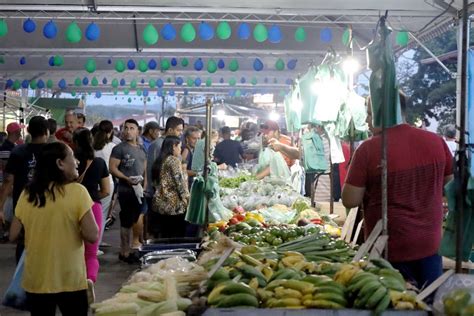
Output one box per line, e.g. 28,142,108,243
0,0,464,95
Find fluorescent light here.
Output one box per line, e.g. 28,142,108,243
342,57,360,75
269,111,280,121
217,110,226,121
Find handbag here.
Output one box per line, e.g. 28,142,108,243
2,251,28,310
77,159,93,184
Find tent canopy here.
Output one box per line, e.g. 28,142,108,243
0,0,463,96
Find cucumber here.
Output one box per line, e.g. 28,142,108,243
216,293,259,308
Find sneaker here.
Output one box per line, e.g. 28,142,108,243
97,250,104,256
87,279,95,305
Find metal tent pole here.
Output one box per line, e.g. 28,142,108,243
455,0,469,273
203,99,213,228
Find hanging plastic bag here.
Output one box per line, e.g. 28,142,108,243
185,176,206,225
302,130,328,173
268,149,291,180
2,251,27,310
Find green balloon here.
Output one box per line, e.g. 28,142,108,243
112,78,119,88
46,79,53,89
147,97,151,102
91,77,99,86
138,60,148,72
207,59,217,73
251,77,258,85
113,89,118,95
161,59,170,71
206,78,212,87
124,88,130,95
128,97,132,103
0,19,8,37
85,58,96,73
187,78,194,87
54,55,64,66
71,91,77,97
396,31,409,46
275,58,285,71
143,23,159,45
66,21,82,43
167,78,171,83
342,28,351,46
75,77,81,87
217,21,232,40
235,89,242,97
12,80,21,90
130,79,137,89
137,89,142,96
253,23,268,43
181,58,189,67
30,79,37,89
149,79,156,88
181,23,196,43
295,27,306,42
115,60,126,73
229,77,236,86
229,59,239,72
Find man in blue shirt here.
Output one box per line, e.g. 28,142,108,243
214,126,244,168
141,121,161,153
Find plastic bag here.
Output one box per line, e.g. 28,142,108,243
2,251,27,310
185,176,206,225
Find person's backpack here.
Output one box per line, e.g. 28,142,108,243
302,130,328,173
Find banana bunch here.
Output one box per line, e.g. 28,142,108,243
260,279,315,308
333,264,361,286
280,251,318,273
347,271,391,314
207,281,259,308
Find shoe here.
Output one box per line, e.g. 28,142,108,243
87,279,95,305
99,242,112,248
118,252,141,264
97,250,104,256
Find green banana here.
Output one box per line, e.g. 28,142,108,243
265,280,288,291
269,268,299,281
239,253,262,267
348,274,378,294
350,271,378,286
216,293,259,308
379,276,406,292
302,275,333,286
313,293,347,307
379,269,405,284
220,282,256,297
374,292,391,315
356,281,381,308
315,285,346,297
366,286,388,309
238,265,267,287
370,258,393,269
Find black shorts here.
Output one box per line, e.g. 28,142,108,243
118,187,142,228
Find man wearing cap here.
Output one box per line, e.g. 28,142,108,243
0,122,24,152
256,120,300,179
55,111,79,148
141,121,161,153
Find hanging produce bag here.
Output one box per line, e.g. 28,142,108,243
367,21,402,128
191,139,206,173
205,163,233,222
301,130,328,173
299,67,318,124
284,91,302,133
185,175,206,225
2,251,27,310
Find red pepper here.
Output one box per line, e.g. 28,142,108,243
311,218,323,225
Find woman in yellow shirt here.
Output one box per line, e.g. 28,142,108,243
10,142,98,316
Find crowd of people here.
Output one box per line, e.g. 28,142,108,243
0,92,459,314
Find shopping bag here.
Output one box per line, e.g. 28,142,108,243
185,176,206,225
2,251,28,310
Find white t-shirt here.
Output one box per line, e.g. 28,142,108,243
95,142,116,185
445,139,457,157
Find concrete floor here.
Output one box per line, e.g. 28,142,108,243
0,222,138,316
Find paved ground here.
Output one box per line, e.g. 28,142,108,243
0,222,138,316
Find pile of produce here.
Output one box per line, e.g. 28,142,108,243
201,252,428,314
219,174,255,188
443,288,474,316
91,257,207,315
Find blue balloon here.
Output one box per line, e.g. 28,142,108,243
20,57,26,65
82,77,89,85
141,79,145,84
157,89,163,97
219,78,224,84
171,58,178,66
95,91,102,98
169,90,175,96
48,56,55,67
143,89,149,97
85,23,100,41
268,25,282,43
21,80,29,89
58,79,66,89
195,78,202,86
102,77,108,84
320,28,333,43
161,23,177,41
107,59,112,64
240,77,246,84
217,59,225,69
199,22,214,40
120,79,126,86
184,89,189,95
176,77,184,85
23,18,36,33
285,78,293,85
6,79,13,88
148,59,157,70
194,58,204,71
264,77,269,84
157,79,164,88
237,23,251,40
287,59,297,70
43,20,58,39
37,79,45,89
127,60,135,70
253,58,264,71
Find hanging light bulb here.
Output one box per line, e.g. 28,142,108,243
342,56,360,75
217,110,226,121
269,110,280,121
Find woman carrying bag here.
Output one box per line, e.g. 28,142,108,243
9,142,98,316
151,136,189,238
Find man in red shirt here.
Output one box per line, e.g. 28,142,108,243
55,112,79,148
342,93,453,289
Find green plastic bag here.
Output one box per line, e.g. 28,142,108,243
367,22,403,128
191,139,205,172
299,67,318,124
185,175,206,225
301,130,328,173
